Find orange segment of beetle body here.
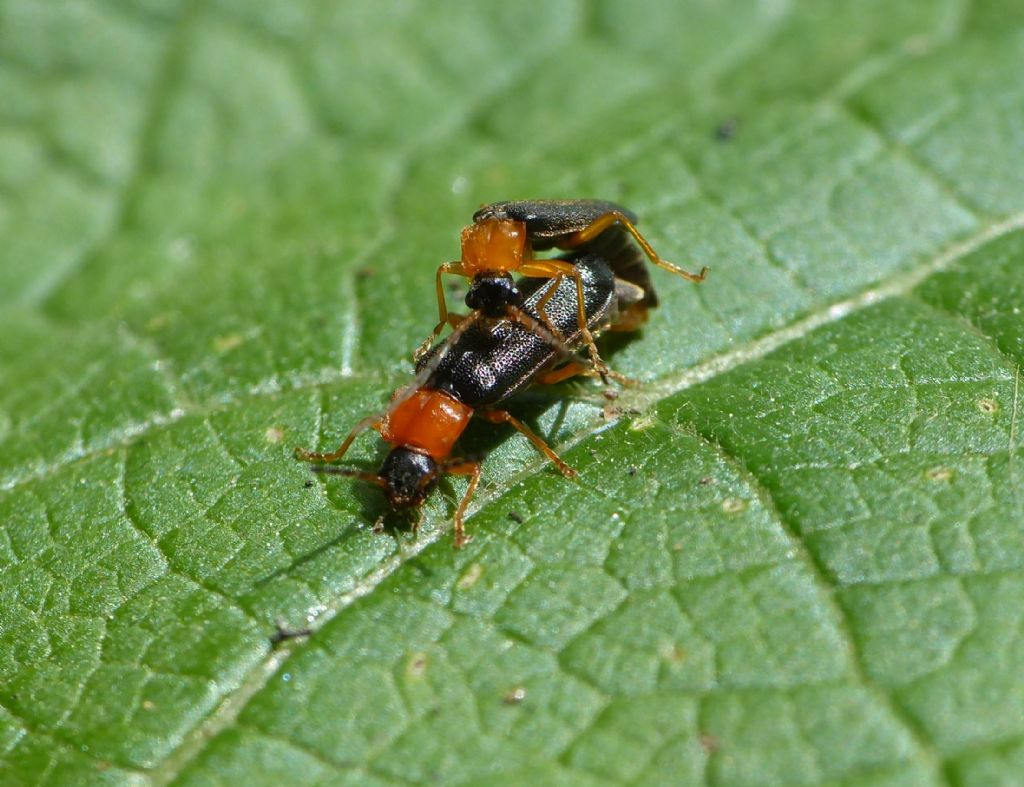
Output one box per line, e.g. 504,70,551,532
378,388,474,459
460,218,528,275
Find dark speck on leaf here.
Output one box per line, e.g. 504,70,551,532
272,621,312,644
714,118,739,141
303,479,315,488
508,510,525,524
627,466,638,476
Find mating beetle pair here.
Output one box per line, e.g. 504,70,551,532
295,200,707,546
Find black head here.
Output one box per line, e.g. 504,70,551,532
379,447,440,508
465,273,522,318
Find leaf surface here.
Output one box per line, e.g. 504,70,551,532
1,2,1023,785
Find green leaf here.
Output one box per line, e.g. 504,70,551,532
2,1,1023,784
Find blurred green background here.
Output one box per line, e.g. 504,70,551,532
1,1,1023,784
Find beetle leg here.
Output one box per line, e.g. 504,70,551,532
507,306,634,386
443,459,482,548
295,374,442,465
566,211,709,283
477,409,577,479
505,303,575,358
536,361,591,385
532,270,573,345
414,261,469,361
567,264,613,382
294,413,381,464
521,259,618,384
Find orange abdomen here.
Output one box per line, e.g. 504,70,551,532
379,388,473,459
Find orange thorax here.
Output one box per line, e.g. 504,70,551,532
460,218,528,276
379,388,474,459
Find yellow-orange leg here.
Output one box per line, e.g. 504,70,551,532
566,211,709,283
537,359,637,387
414,261,469,361
522,259,625,385
536,360,591,385
503,304,609,375
503,306,634,386
294,413,380,464
443,459,481,548
477,409,578,479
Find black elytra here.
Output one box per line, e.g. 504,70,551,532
472,199,637,244
418,252,618,407
472,199,659,308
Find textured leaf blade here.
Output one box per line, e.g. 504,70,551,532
1,2,1022,786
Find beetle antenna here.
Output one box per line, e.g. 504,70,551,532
385,309,486,419
310,465,387,489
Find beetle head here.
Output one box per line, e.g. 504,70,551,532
465,273,522,318
378,447,440,508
